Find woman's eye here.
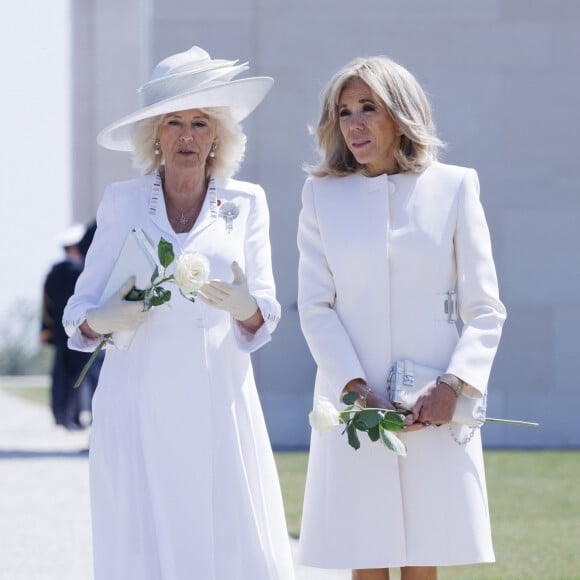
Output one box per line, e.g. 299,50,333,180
193,121,208,128
168,120,181,126
362,104,376,112
339,109,351,118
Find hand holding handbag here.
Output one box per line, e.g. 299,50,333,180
387,359,486,428
100,228,159,350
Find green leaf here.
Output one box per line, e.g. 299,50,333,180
150,265,160,285
143,291,153,312
354,417,369,431
379,425,407,456
346,422,360,450
342,391,359,406
356,409,382,429
158,237,175,268
124,287,145,301
338,407,357,425
381,412,405,432
368,425,380,442
149,287,171,306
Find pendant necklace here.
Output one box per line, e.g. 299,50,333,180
164,189,204,226
162,171,207,229
176,210,191,226
171,197,203,226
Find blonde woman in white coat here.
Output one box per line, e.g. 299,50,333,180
63,47,294,580
297,56,506,580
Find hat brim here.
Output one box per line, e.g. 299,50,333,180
97,76,274,151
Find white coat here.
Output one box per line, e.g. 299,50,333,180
63,171,294,580
297,162,506,569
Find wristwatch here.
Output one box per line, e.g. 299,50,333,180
437,373,464,397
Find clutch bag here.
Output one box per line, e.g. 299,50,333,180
101,228,158,350
387,359,486,428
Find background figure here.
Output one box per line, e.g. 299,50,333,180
297,56,506,580
41,222,101,429
63,46,293,580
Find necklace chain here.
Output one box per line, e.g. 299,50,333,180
169,197,204,228
162,173,206,229
174,204,199,225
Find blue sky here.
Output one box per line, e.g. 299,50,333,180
0,1,70,331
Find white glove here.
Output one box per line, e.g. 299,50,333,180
198,261,258,321
85,276,148,335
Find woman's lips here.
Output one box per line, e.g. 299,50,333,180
351,140,370,149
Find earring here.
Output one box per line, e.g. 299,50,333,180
209,142,217,158
154,139,161,155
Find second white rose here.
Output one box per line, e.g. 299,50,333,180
173,252,211,295
309,395,341,434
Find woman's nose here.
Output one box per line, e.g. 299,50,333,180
347,112,365,130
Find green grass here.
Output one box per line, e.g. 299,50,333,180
5,386,579,577
1,386,49,406
273,451,309,538
275,450,580,578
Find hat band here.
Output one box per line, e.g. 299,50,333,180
140,63,249,107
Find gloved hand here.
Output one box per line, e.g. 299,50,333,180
85,276,148,335
198,261,258,321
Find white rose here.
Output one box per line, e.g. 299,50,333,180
173,252,210,294
308,395,340,434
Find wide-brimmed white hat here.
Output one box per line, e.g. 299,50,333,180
97,46,274,151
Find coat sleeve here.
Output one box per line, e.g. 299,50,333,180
62,186,125,352
447,169,507,397
297,178,367,394
232,184,281,353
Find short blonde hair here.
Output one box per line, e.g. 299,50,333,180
310,56,443,177
131,107,246,179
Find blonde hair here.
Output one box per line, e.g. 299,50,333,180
309,56,443,177
131,107,246,179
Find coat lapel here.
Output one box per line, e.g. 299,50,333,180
147,170,174,237
188,176,218,237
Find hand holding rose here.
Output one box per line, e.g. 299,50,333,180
309,393,408,456
75,238,210,389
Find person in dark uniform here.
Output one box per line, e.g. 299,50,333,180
41,222,101,429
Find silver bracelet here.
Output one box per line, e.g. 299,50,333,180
358,384,372,408
437,373,464,397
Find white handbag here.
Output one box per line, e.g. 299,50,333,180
387,359,486,428
100,228,159,350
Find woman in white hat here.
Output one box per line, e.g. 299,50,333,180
63,46,294,580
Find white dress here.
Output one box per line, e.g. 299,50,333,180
297,163,506,569
64,171,294,580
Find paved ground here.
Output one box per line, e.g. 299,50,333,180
0,389,349,580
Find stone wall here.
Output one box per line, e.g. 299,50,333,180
72,0,580,448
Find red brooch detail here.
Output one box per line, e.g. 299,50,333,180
216,199,222,206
